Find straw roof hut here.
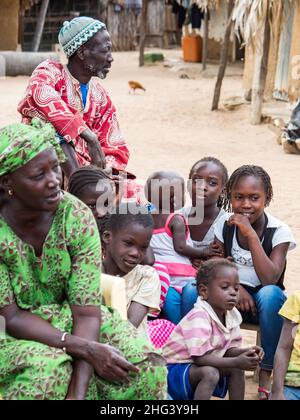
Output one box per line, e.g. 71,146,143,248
231,0,300,123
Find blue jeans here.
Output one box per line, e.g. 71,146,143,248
241,285,286,370
162,283,198,324
284,386,300,400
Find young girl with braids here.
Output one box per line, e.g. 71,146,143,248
180,157,229,316
213,165,296,400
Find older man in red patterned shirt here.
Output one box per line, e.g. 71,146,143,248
18,17,130,182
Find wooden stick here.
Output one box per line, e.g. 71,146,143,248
139,0,148,67
202,9,209,71
251,3,271,125
32,0,49,52
211,0,234,111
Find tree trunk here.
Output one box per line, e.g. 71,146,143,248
139,0,148,67
251,6,271,125
32,0,49,52
211,0,234,111
202,9,209,71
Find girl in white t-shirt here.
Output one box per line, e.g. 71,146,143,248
214,165,296,400
180,157,229,316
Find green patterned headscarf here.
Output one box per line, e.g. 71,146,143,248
0,119,66,177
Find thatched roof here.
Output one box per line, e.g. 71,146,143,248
21,0,41,12
195,0,222,10
232,0,292,44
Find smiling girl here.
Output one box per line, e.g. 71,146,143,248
102,203,161,336
214,165,296,399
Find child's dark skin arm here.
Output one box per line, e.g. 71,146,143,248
228,214,289,285
127,301,149,328
271,319,295,400
214,231,285,316
225,346,264,360
192,348,260,371
170,215,223,259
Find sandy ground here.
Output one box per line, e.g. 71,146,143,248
1,48,299,400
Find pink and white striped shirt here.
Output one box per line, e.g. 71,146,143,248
162,298,242,364
150,213,197,287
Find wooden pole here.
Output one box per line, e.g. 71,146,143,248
211,0,234,111
202,9,209,71
251,5,271,125
32,0,49,52
139,0,148,67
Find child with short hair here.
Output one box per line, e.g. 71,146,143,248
146,170,223,324
163,259,263,400
213,165,296,399
271,292,300,400
101,203,161,337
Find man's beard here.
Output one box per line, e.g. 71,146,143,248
86,64,106,79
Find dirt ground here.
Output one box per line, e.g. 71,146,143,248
1,48,299,400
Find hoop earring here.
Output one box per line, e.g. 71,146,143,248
8,188,14,197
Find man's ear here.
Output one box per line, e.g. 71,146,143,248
198,284,208,301
102,230,112,246
76,46,85,61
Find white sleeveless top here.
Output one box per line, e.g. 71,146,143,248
150,213,197,287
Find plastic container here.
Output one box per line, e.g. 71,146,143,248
182,35,202,63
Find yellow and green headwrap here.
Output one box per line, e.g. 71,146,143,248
0,119,66,177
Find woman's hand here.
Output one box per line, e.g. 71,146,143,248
237,285,257,316
80,128,106,169
227,214,256,238
87,343,139,383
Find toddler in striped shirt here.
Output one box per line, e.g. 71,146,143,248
163,259,264,400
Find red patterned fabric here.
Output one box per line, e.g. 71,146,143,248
18,60,129,172
147,319,176,350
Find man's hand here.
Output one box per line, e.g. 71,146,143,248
80,128,106,169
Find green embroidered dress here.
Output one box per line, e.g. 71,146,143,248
0,193,166,400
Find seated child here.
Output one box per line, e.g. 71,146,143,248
163,259,264,400
146,170,223,324
213,165,296,398
101,203,161,338
180,157,229,315
271,292,300,400
68,165,155,264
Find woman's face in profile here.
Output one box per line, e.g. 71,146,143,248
6,148,63,212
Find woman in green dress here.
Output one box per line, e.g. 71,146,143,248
0,121,166,400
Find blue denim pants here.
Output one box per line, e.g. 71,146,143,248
162,283,198,324
240,285,286,371
284,386,300,400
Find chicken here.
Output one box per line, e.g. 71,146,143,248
128,80,146,94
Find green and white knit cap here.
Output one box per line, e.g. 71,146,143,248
58,16,106,58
